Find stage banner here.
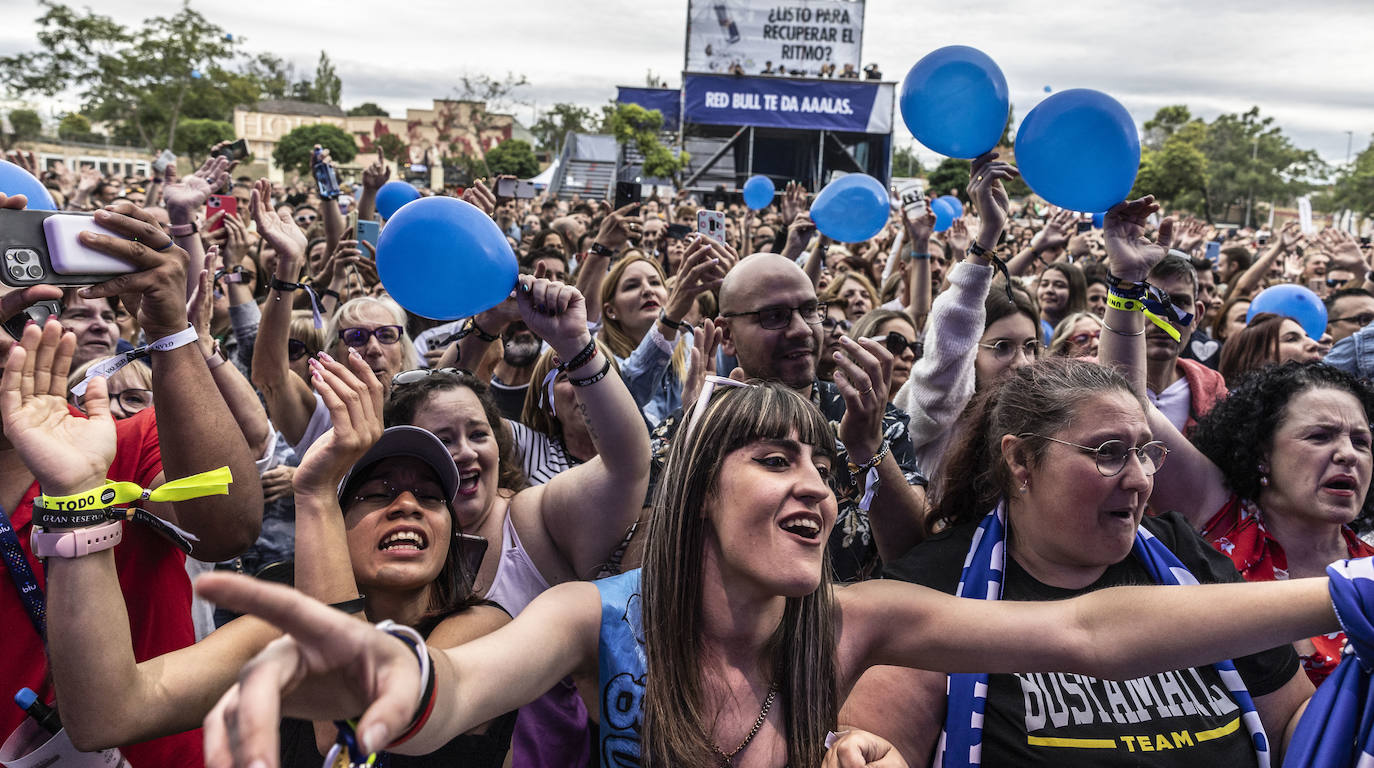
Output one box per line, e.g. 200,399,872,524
682,74,892,134
686,0,865,77
616,87,682,131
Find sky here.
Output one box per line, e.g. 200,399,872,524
3,0,1372,169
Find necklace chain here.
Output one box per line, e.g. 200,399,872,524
710,684,779,767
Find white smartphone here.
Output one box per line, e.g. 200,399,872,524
697,209,725,244
0,209,139,287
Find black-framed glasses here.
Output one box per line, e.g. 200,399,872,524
865,332,923,358
391,367,473,387
1022,433,1169,477
339,325,403,347
977,338,1043,361
287,338,312,361
348,478,447,511
76,388,153,416
721,301,827,330
1332,313,1374,327
822,317,851,334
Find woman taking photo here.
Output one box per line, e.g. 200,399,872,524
850,309,921,399
200,372,1349,768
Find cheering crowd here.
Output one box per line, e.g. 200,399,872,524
0,134,1372,768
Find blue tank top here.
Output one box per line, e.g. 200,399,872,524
596,569,646,768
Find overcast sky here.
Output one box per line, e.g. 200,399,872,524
4,0,1371,168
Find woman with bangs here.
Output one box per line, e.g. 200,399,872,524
203,372,1359,768
597,238,731,426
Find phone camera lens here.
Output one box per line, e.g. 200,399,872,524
25,265,42,279
9,266,25,280
12,250,30,264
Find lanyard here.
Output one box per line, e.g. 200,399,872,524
0,503,45,637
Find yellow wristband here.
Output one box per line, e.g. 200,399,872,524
1106,294,1143,313
36,466,233,512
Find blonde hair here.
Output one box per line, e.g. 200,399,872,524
325,296,418,370
598,255,691,381
519,341,621,439
289,310,326,358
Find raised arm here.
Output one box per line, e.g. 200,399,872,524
2,321,276,750
1096,197,1230,526
510,272,652,582
575,203,639,325
187,257,270,458
358,150,389,223
248,178,319,447
1227,222,1299,300
901,207,934,323
80,202,262,559
1006,208,1073,277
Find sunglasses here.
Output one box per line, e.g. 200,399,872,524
391,367,473,387
295,214,318,225
864,331,923,358
287,338,312,361
338,325,403,347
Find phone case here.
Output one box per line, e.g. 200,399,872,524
45,215,139,277
698,210,725,243
0,209,136,287
357,220,381,252
206,195,237,232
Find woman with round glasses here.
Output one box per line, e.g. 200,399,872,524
1098,198,1374,687
1048,310,1104,359
851,309,921,397
846,358,1314,766
68,357,153,420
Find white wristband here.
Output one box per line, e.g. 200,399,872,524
71,324,198,397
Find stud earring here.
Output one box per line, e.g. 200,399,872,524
1260,475,1269,487
1018,480,1028,493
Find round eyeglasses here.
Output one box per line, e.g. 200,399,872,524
1022,433,1169,477
978,339,1043,361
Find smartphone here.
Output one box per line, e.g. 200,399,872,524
665,223,691,240
206,194,237,232
312,148,340,199
1204,241,1221,262
901,190,927,218
614,181,642,211
357,220,381,253
214,138,248,162
0,209,139,287
344,209,358,239
2,298,62,341
1076,220,1093,234
457,533,488,579
152,149,176,173
698,209,725,244
496,178,537,200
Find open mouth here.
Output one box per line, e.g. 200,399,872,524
1322,476,1358,496
778,512,823,542
378,529,428,551
640,300,661,312
457,467,480,495
1103,508,1135,520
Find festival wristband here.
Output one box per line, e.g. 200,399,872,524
910,252,931,261
36,466,233,513
559,338,598,373
569,358,612,387
33,506,199,552
1106,291,1181,341
70,325,199,398
1106,293,1144,313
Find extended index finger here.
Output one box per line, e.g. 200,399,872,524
196,572,362,647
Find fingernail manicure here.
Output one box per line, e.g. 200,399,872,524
248,760,268,768
319,351,334,363
349,348,362,359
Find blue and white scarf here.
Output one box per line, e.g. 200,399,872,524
1283,557,1374,768
936,501,1270,768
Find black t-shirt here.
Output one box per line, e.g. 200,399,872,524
884,511,1300,768
488,376,530,422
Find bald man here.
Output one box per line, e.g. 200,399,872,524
645,253,929,581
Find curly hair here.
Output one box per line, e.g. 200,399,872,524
1190,361,1374,532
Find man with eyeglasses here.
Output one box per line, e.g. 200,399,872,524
1142,253,1226,435
646,252,928,582
1324,288,1374,379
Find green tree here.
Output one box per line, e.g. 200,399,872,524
892,144,921,177
925,158,970,199
173,118,235,161
0,1,241,150
484,139,539,178
57,113,92,141
1199,107,1326,225
274,123,357,175
452,71,529,159
8,109,41,141
348,102,390,117
1330,135,1374,217
1142,105,1193,151
531,102,594,155
309,51,341,106
1132,120,1209,213
604,102,689,184
244,53,295,100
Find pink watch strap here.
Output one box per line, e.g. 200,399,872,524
169,222,196,237
30,520,123,558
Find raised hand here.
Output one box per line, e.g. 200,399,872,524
1102,196,1174,282
593,203,642,252
5,150,40,180
1277,220,1304,253
362,150,390,191
681,317,721,409
294,349,384,497
0,320,116,496
834,335,895,462
251,178,307,272
163,155,230,214
966,152,1017,248
186,258,217,359
945,217,971,253
1322,227,1365,271
198,573,424,767
462,178,497,217
516,265,590,359
781,180,807,225
1038,208,1076,253
78,202,190,339
76,166,101,194
664,236,728,322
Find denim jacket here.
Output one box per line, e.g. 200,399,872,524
614,324,684,427
1325,321,1374,380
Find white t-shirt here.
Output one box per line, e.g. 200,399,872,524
1148,376,1192,433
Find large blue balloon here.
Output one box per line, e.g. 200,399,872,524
937,195,963,218
1015,89,1141,214
1091,211,1105,229
0,159,55,210
376,181,421,220
931,197,956,233
810,174,889,243
1247,284,1327,339
376,197,518,321
900,46,1009,159
742,175,775,210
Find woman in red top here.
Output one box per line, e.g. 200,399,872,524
1096,200,1374,687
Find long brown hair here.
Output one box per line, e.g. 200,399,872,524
931,357,1139,533
642,381,838,767
599,254,670,359
1218,312,1283,385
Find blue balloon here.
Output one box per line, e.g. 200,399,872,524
0,159,55,210
1091,211,1105,229
376,197,518,321
1247,284,1328,339
937,195,963,218
810,174,889,243
931,197,956,233
742,175,775,210
376,181,421,220
1043,85,1052,93
1014,89,1141,214
899,46,1009,159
